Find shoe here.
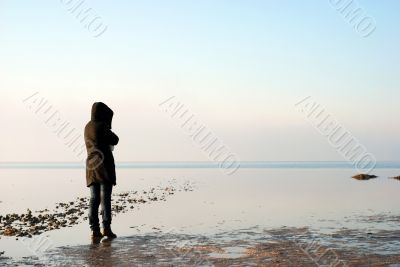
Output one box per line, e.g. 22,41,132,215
103,228,117,238
91,229,103,239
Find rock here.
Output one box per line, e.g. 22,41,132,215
3,227,17,236
0,181,193,239
389,176,400,180
66,208,79,215
352,174,378,180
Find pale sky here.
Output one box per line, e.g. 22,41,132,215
1,0,400,162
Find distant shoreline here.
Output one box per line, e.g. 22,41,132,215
1,161,400,169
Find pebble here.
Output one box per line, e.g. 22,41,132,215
0,181,195,239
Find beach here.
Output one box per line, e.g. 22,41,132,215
1,166,400,266
2,0,399,265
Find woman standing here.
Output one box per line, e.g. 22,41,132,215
84,102,119,239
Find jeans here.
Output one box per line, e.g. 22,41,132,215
88,183,113,230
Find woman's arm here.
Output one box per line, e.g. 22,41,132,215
99,122,119,146
106,130,119,146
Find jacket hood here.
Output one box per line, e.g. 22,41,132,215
91,102,114,128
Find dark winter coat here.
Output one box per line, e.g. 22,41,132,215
84,102,119,187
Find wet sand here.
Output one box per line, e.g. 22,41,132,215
3,226,400,266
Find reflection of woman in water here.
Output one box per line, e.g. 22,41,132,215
84,102,119,239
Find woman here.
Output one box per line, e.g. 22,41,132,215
84,102,119,239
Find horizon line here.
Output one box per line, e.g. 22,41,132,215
1,161,400,169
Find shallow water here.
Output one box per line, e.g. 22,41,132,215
0,166,400,263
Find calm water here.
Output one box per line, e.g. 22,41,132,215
1,163,399,259
2,161,400,169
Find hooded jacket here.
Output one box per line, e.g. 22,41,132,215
84,102,119,187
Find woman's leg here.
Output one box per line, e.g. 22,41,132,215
100,183,113,229
88,183,101,231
